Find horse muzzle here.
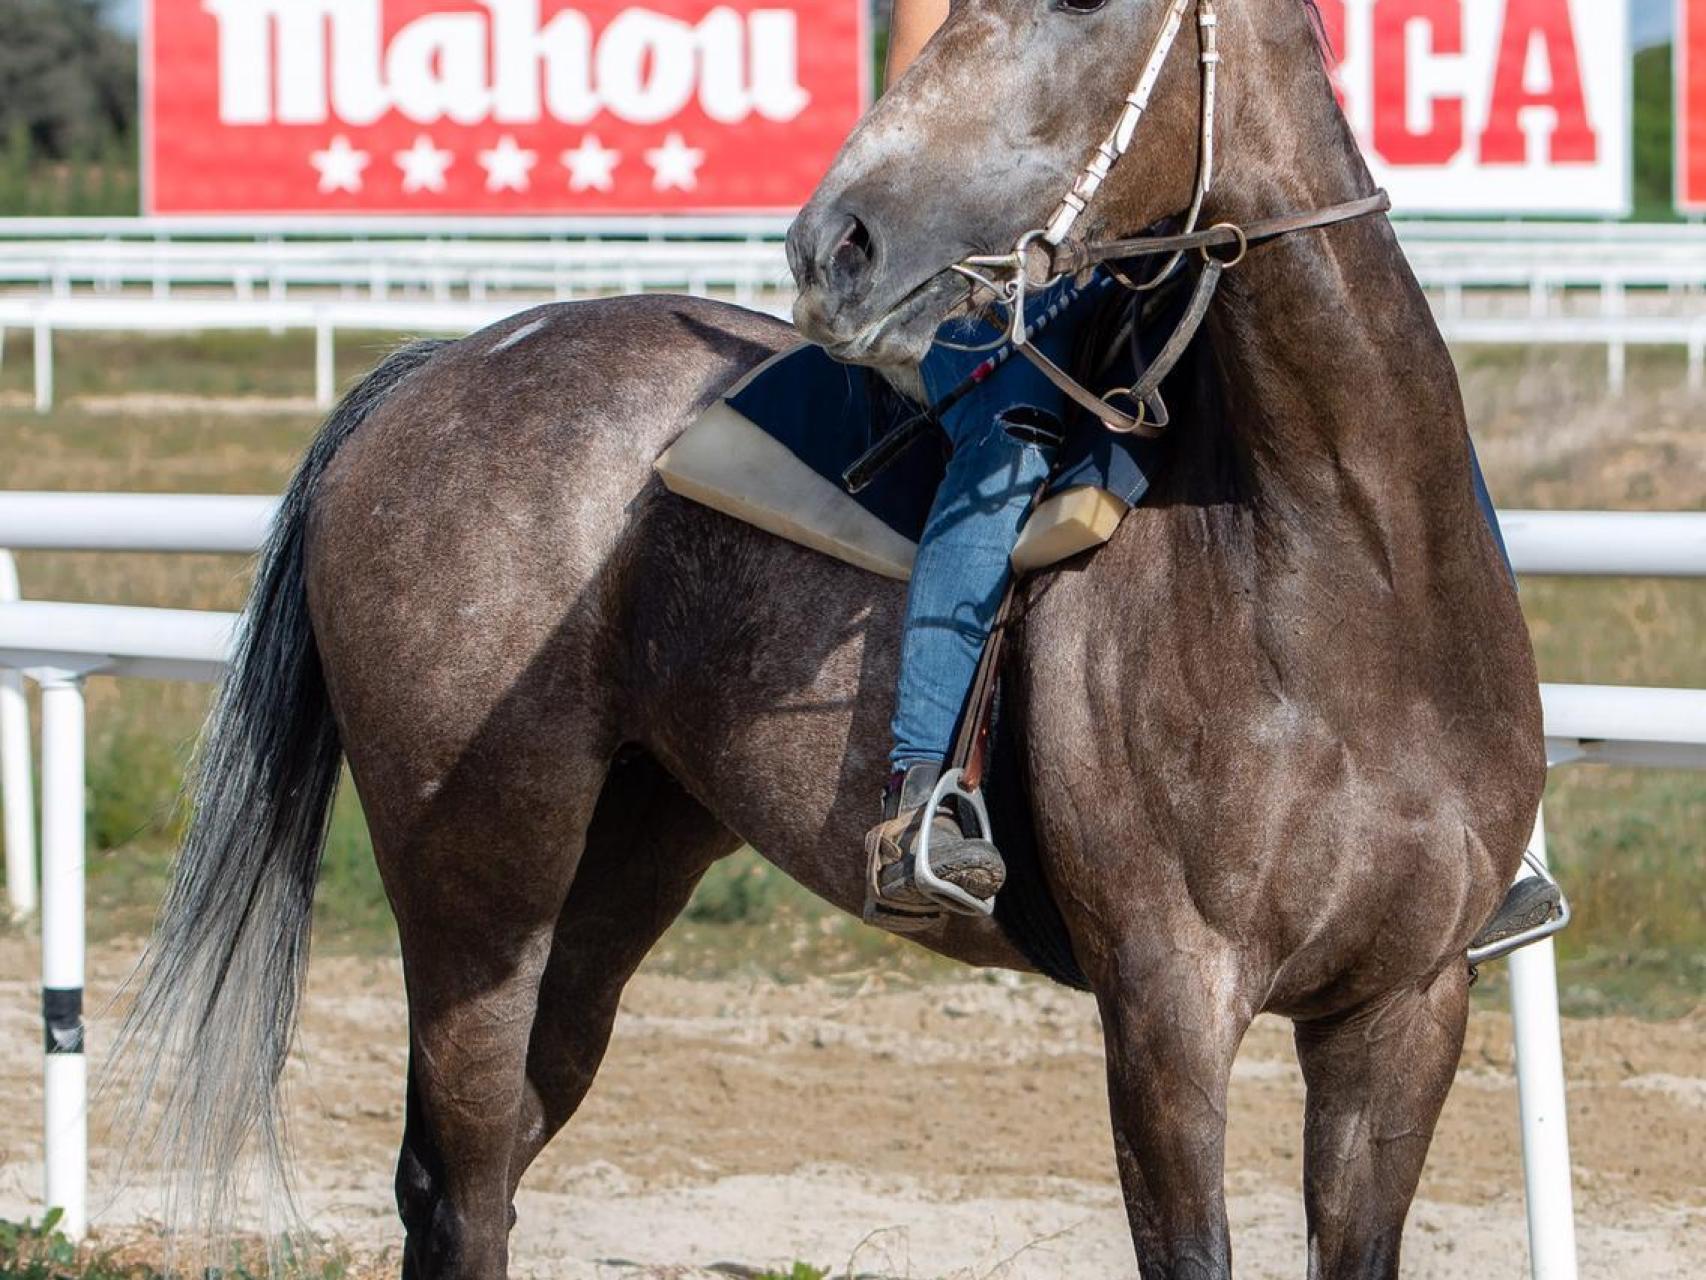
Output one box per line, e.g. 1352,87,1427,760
787,203,961,366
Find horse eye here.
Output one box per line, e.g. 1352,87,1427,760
1053,0,1108,12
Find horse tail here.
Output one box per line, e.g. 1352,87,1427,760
111,340,449,1236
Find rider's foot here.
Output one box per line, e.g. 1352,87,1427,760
1470,876,1564,954
864,762,1005,931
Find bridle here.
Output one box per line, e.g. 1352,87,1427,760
949,0,1390,437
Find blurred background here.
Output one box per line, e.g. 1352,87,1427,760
0,2,1700,1276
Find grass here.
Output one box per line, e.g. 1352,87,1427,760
0,1212,839,1280
0,1213,379,1280
0,332,1699,1012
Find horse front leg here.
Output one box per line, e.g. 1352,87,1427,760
1292,962,1470,1280
1095,938,1254,1280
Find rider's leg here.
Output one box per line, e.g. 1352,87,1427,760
865,402,1061,923
867,279,1107,923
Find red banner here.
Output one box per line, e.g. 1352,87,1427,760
1315,0,1627,215
1683,0,1706,211
143,0,869,215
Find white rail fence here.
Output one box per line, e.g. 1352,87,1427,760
3,228,1704,308
1,220,1704,406
3,294,1701,416
1,497,1703,1280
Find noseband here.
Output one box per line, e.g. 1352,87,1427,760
951,0,1390,436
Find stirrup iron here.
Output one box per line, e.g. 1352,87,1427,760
1467,851,1571,968
913,767,997,918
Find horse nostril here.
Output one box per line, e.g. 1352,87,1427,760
787,207,879,308
831,217,874,278
817,212,876,299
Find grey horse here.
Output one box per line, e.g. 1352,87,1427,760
118,0,1544,1276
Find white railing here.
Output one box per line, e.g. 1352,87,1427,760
1,293,1699,416
1,497,1703,1280
1,233,1702,317
0,295,795,413
1,212,1702,244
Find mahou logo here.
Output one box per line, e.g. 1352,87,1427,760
146,0,869,214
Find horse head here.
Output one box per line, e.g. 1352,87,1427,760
786,0,1312,366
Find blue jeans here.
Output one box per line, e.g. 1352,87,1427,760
889,276,1110,770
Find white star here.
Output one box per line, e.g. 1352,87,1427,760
643,132,704,192
560,135,621,193
309,135,370,194
394,134,454,194
477,135,537,193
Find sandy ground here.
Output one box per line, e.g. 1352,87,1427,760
0,936,1701,1278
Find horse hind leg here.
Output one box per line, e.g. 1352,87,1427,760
508,749,741,1185
1292,964,1471,1280
386,746,612,1280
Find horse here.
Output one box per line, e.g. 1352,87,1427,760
117,0,1546,1275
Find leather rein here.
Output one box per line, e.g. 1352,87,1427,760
948,0,1391,437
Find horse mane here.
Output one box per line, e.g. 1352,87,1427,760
1296,0,1337,61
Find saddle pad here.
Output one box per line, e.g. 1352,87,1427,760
656,295,1171,580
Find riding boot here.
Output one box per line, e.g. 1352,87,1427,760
1469,876,1564,954
864,762,1006,933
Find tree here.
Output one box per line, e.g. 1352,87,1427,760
0,0,137,159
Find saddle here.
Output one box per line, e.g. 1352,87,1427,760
652,278,1195,973
655,275,1188,583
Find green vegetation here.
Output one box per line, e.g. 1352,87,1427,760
0,332,1700,1012
1633,44,1676,219
0,1213,362,1280
752,1266,829,1280
0,2,137,216
0,1212,831,1280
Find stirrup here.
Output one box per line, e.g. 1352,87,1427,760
911,767,997,919
1467,851,1571,968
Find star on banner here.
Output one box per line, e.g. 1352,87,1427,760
561,135,621,193
478,135,538,193
644,132,704,192
394,135,454,194
310,135,370,194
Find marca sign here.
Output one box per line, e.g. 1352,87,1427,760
1318,0,1628,215
1682,0,1706,211
143,0,867,214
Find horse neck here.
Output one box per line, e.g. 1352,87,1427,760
1191,103,1486,587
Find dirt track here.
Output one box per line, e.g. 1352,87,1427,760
0,937,1701,1278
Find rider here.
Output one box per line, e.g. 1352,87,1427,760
862,0,1111,927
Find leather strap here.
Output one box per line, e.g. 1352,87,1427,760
951,576,1020,794
1016,252,1222,436
1049,189,1392,276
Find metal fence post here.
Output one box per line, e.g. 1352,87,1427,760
1604,282,1626,397
1509,805,1578,1280
37,668,88,1241
315,315,336,410
33,318,53,414
0,551,36,919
